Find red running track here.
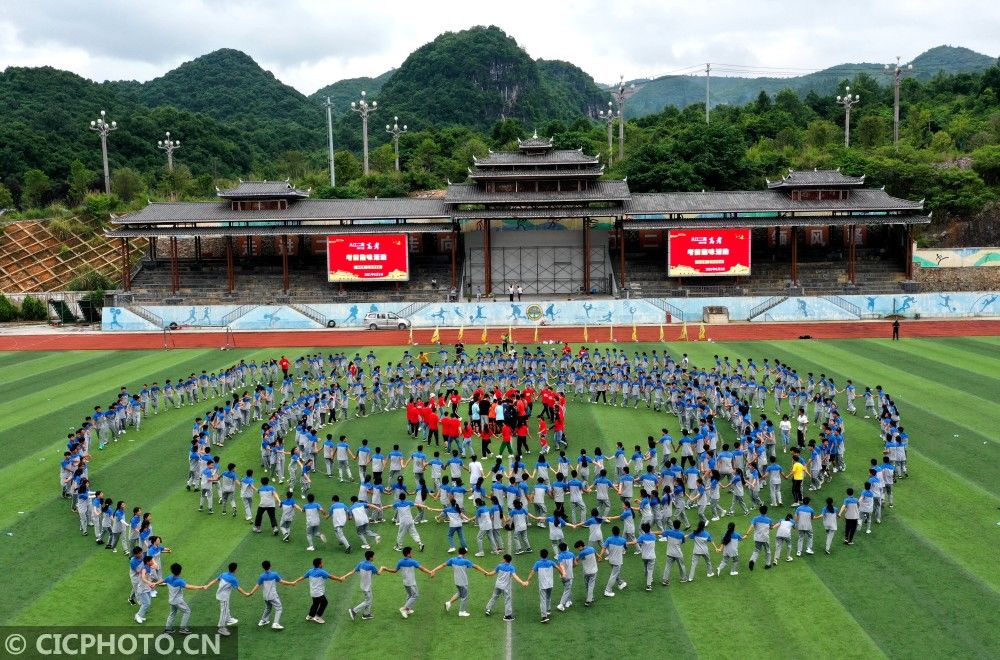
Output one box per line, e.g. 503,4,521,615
1,319,998,351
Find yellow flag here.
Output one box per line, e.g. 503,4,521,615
698,323,707,341
632,324,638,342
481,326,488,344
678,322,688,341
431,326,440,344
609,325,614,342
659,324,665,342
457,325,464,340
533,324,539,342
583,325,589,342
508,325,514,346
408,326,414,344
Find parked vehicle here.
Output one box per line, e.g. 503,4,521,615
364,311,410,330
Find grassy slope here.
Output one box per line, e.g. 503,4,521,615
0,338,998,659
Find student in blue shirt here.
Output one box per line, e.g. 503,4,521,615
162,562,210,634
599,526,628,597
744,505,773,571
246,560,298,630
379,546,434,619
344,550,380,621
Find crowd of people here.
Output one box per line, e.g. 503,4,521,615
58,342,910,633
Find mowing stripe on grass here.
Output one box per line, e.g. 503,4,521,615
765,341,1000,491
847,340,998,405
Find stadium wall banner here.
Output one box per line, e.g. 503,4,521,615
327,234,409,282
912,247,1000,268
668,228,751,276
102,292,1000,331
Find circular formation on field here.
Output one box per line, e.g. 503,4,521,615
59,343,909,636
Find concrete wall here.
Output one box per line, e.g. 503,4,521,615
103,291,1000,331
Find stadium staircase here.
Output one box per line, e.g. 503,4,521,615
748,296,789,321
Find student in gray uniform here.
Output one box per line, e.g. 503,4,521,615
818,498,838,554
660,519,688,586
485,554,527,621
714,522,743,576
391,493,425,552
344,550,380,621
630,523,658,591
772,514,795,564
133,555,158,624
380,546,434,619
430,547,489,617
745,505,773,571
162,563,209,635
524,548,566,623
247,560,298,630
794,497,815,556
599,526,628,598
554,542,576,610
573,540,600,606
205,562,251,637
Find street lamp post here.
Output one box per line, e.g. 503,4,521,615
884,56,914,148
610,75,634,161
350,91,377,176
89,110,117,194
597,101,618,166
836,86,860,148
323,97,336,187
157,131,180,171
385,117,407,172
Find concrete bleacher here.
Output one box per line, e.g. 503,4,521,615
126,256,457,304
622,251,910,298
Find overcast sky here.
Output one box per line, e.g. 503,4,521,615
1,0,996,94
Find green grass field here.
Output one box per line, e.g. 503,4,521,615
1,338,998,659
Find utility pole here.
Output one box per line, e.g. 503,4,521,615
597,101,617,166
836,86,860,147
350,91,377,176
89,110,117,194
385,117,407,172
705,63,711,124
884,56,913,149
323,97,336,187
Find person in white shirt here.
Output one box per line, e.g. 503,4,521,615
795,409,809,449
468,456,484,487
779,416,792,453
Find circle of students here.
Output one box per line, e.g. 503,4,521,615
59,344,909,633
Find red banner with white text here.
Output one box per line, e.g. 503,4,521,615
327,234,409,282
668,228,751,276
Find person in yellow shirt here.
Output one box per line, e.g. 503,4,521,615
418,352,429,366
785,456,808,506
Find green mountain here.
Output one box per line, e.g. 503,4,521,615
537,59,609,117
309,70,395,116
624,45,997,117
368,26,598,131
139,49,321,129
0,65,258,188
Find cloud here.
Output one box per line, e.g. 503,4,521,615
1,0,997,94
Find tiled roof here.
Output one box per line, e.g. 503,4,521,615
107,223,453,238
626,188,922,214
472,149,599,166
216,180,310,198
623,214,931,230
445,180,630,204
517,136,554,149
766,169,865,189
451,207,621,219
113,198,450,224
467,166,604,179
